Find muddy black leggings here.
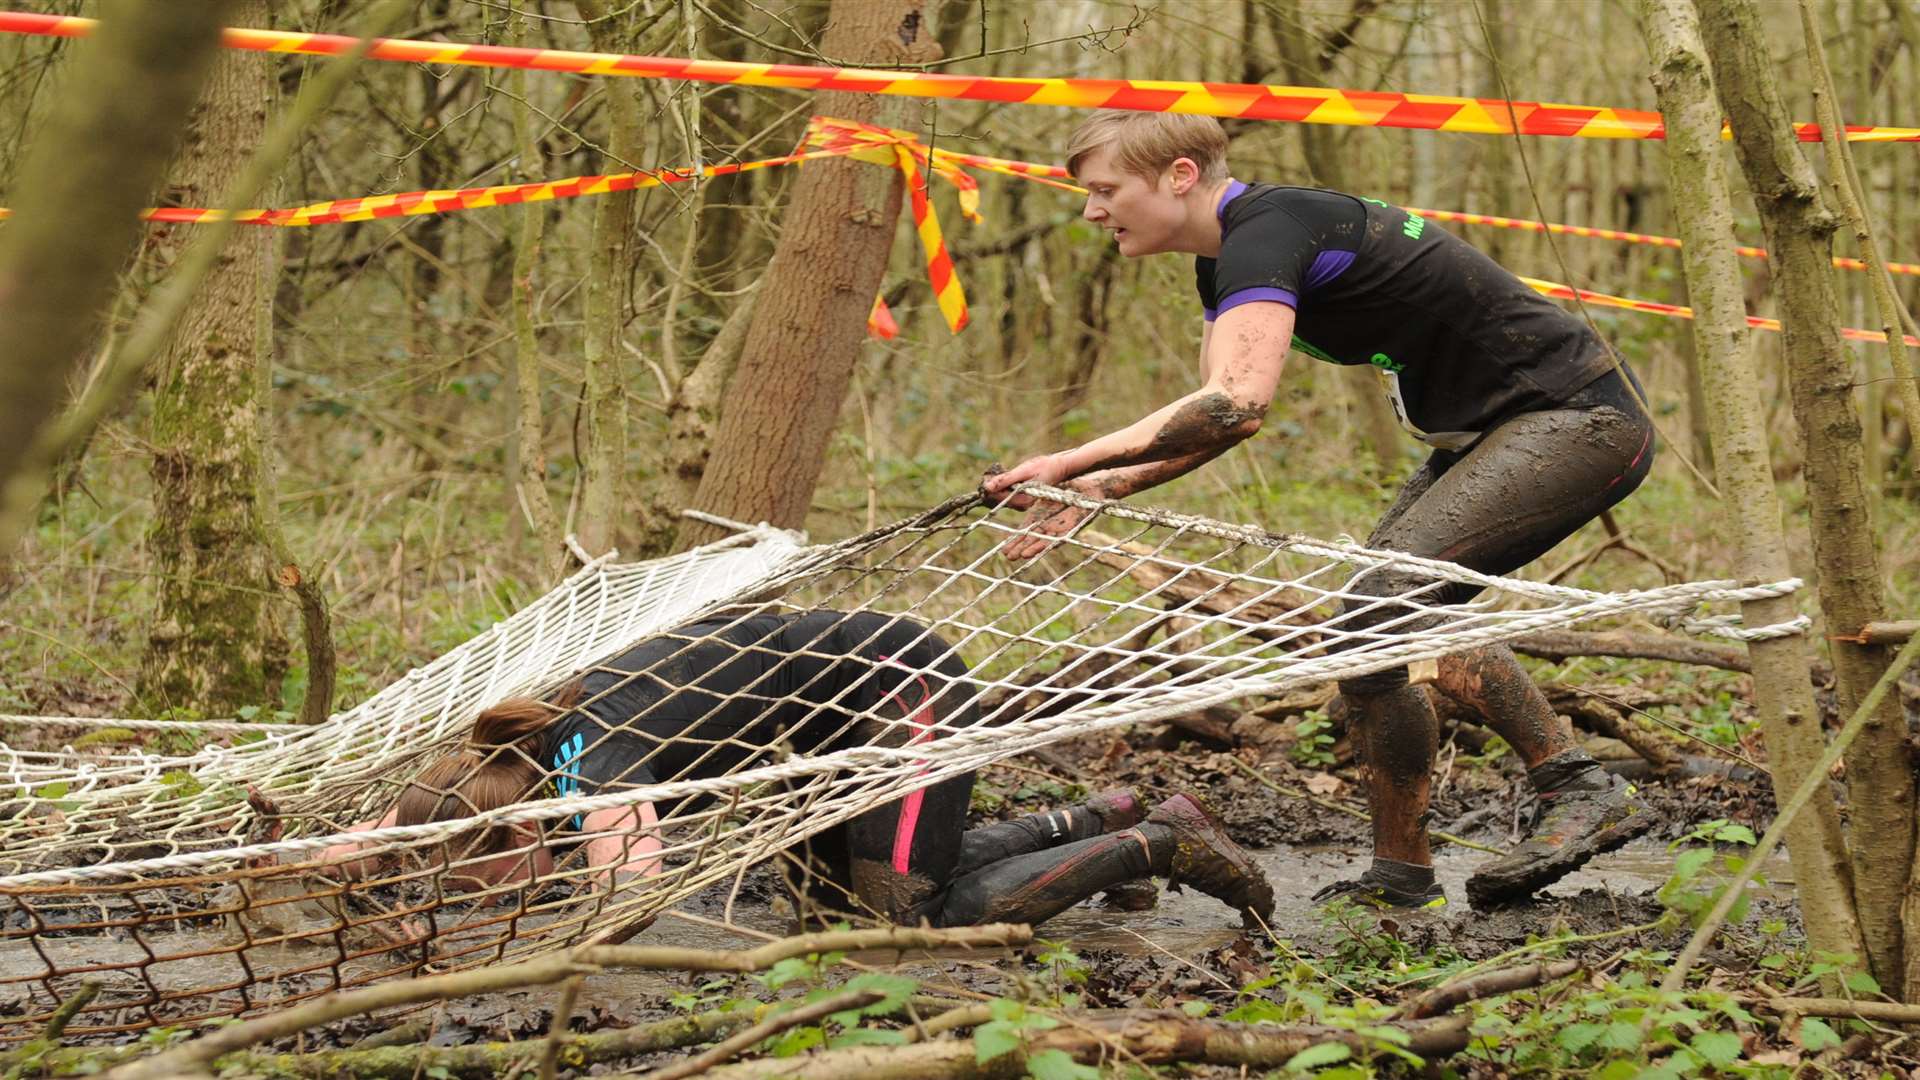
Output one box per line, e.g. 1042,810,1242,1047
1334,363,1655,698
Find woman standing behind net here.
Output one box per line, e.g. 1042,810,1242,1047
321,609,1274,929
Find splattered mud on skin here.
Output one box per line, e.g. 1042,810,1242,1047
1147,392,1262,459
1436,647,1572,766
1350,685,1439,860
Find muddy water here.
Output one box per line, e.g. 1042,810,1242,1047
1039,841,1796,953
0,841,1795,1039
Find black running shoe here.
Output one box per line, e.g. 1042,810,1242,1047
1311,868,1447,911
1147,793,1276,927
1464,769,1654,909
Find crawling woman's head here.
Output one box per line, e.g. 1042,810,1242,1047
394,684,579,889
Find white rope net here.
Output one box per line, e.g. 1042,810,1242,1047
0,489,1797,1039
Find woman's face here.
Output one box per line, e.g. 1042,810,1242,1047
447,831,554,893
1076,144,1199,258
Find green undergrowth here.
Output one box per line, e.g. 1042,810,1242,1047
617,825,1874,1079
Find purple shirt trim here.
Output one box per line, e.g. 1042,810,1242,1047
1304,249,1356,292
1203,305,1220,323
1214,179,1248,223
1217,286,1298,315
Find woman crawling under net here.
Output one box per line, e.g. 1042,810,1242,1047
317,609,1274,929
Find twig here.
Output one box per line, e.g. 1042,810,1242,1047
1798,0,1920,474
1399,919,1669,987
35,1005,763,1080
904,1003,994,1043
633,988,884,1080
1756,997,1920,1024
1395,960,1581,1019
1658,632,1920,998
683,1011,1475,1080
538,977,583,1080
106,925,1031,1080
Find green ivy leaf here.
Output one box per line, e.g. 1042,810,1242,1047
1845,970,1882,995
1180,1000,1212,1018
1225,998,1289,1024
1796,1018,1841,1052
1558,1023,1606,1053
834,973,919,1022
1594,1058,1639,1080
1598,1021,1644,1052
1284,1042,1354,1071
767,1026,823,1058
1026,1048,1102,1080
974,1020,1021,1063
1671,848,1714,883
1690,1030,1743,1067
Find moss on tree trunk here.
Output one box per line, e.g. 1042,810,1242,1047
138,0,286,716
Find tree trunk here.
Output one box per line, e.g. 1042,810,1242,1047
0,1,237,556
1262,0,1405,468
1050,244,1118,443
1644,0,1866,973
677,0,940,548
571,0,647,558
1697,0,1911,995
510,14,563,581
138,0,286,716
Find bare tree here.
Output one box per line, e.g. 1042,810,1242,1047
572,0,648,558
677,0,941,548
1698,0,1913,994
1642,0,1865,975
0,1,238,554
139,0,287,715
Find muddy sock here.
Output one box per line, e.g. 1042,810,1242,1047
1526,748,1605,794
929,826,1163,928
1367,857,1436,894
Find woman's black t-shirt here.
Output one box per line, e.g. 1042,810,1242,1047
539,611,961,812
1194,182,1612,447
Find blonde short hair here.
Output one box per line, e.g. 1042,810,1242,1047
1065,111,1229,182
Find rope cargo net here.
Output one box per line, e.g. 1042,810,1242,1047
0,488,1800,1040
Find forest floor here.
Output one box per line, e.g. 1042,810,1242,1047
20,705,1913,1079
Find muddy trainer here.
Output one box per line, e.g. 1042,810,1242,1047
981,110,1655,911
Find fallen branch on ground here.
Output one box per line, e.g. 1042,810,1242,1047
1512,629,1752,672
1396,960,1583,1020
105,925,1031,1080
679,1012,1474,1080
638,988,884,1080
30,1006,762,1080
1758,997,1920,1024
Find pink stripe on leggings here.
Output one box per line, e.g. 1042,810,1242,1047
877,661,939,875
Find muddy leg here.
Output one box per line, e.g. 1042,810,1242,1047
1345,682,1439,867
926,827,1162,928
1434,644,1574,768
952,789,1146,877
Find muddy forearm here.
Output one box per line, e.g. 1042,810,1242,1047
1079,446,1233,501
1055,389,1266,479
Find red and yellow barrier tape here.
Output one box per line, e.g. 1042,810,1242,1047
1519,275,1920,346
0,141,873,226
1414,206,1920,277
5,11,1918,143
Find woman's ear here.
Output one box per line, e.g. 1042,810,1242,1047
1168,156,1201,195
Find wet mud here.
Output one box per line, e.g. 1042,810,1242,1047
0,730,1797,1056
